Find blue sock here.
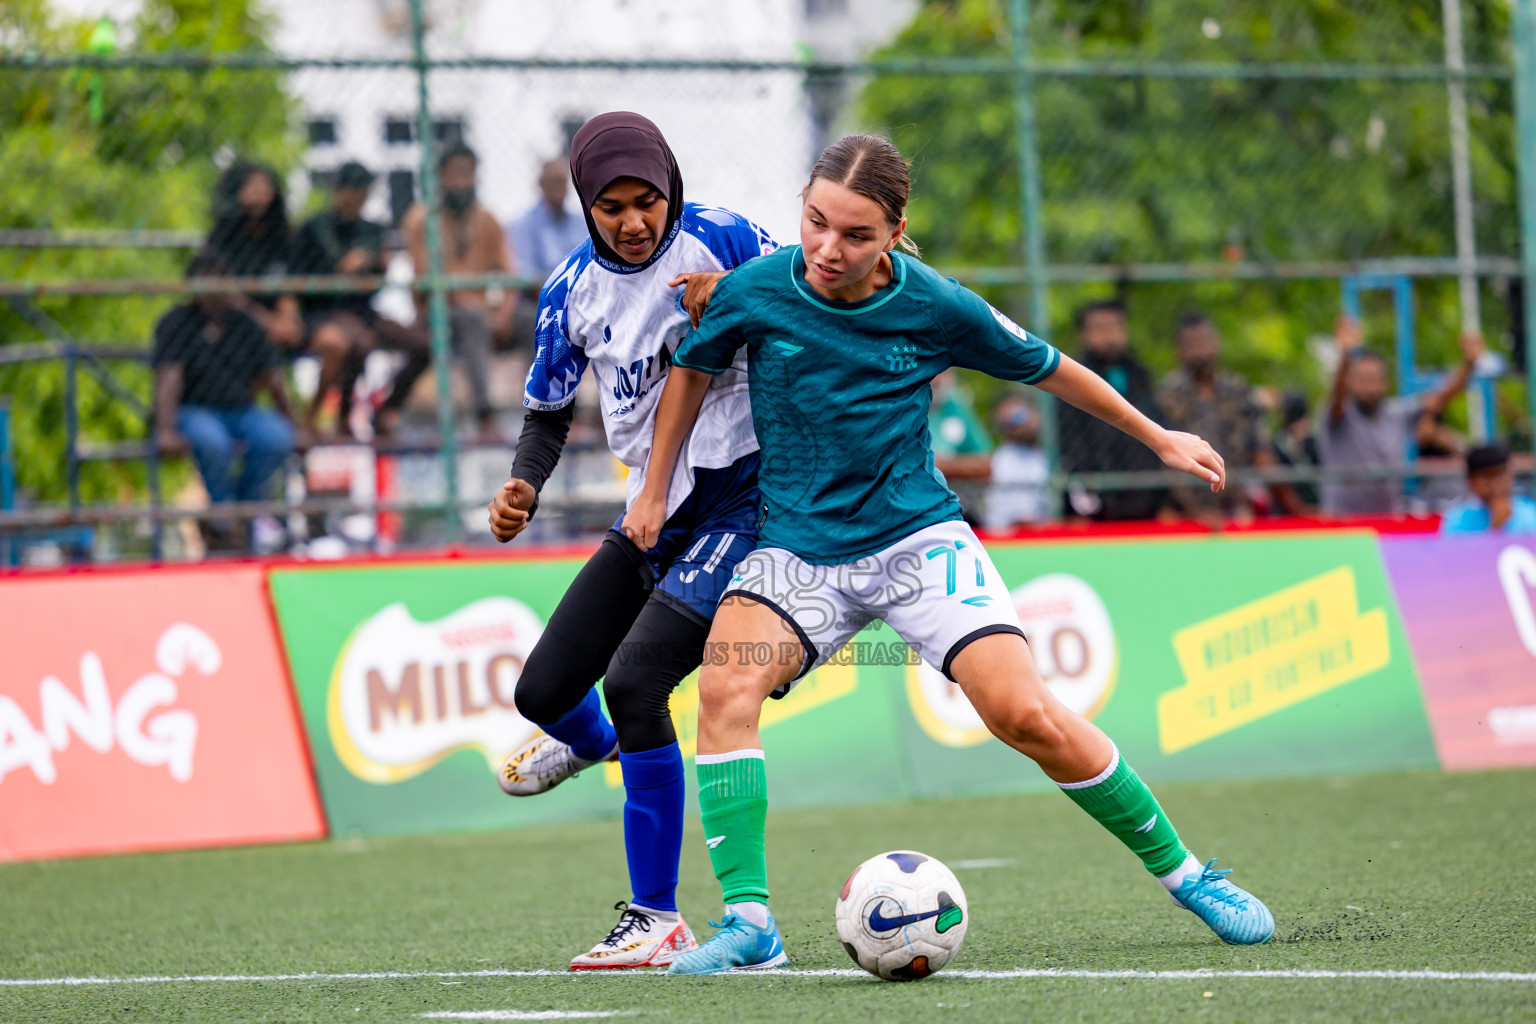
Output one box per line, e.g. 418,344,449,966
541,689,616,763
619,744,685,913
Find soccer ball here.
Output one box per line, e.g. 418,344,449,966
835,850,968,981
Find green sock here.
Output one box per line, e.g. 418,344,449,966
696,751,770,904
1058,747,1189,877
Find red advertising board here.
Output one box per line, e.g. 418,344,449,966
1382,536,1536,770
0,566,326,860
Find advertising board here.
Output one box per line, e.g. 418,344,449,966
1382,536,1536,770
0,567,325,861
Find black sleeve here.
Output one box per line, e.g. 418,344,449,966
510,404,576,518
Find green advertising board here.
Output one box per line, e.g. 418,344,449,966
889,532,1437,797
269,533,1437,839
266,559,908,838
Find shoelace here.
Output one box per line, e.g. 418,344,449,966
600,902,654,947
1185,859,1250,909
703,912,764,936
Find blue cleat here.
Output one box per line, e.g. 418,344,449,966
666,910,788,975
1170,858,1275,945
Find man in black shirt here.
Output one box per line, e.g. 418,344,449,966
154,252,307,544
1057,300,1170,520
289,161,429,437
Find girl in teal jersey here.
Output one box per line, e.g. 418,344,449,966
628,135,1275,975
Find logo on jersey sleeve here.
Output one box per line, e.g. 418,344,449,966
988,305,1032,341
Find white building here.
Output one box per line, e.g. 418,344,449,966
280,0,914,245
53,0,914,244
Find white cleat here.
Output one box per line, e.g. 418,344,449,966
498,734,615,796
569,902,699,970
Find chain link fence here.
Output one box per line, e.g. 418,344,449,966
3,0,1535,565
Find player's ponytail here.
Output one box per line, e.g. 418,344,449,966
805,134,921,258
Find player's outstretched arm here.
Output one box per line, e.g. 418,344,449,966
622,366,713,549
1036,354,1226,492
1423,330,1485,420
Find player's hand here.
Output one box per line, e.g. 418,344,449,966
1155,430,1226,493
621,491,667,551
1335,315,1363,354
488,477,536,543
669,271,726,328
1459,331,1486,365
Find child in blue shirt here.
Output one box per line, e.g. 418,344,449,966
1441,444,1536,534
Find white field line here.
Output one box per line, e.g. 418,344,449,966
3,968,1535,987
951,858,1017,870
418,1013,635,1021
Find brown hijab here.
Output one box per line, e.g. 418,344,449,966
569,111,684,267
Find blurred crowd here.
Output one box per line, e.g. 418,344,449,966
935,299,1535,537
151,150,1534,552
153,146,584,549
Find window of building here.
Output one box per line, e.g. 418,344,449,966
805,0,848,17
384,117,414,145
432,118,466,145
307,118,339,146
559,114,586,156
383,116,466,148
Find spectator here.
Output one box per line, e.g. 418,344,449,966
206,160,305,350
153,252,307,551
929,369,993,477
503,158,587,358
1270,390,1321,514
1157,311,1267,521
506,158,588,285
984,394,1049,528
401,143,514,439
1058,299,1168,520
289,160,430,437
1440,443,1536,534
1319,317,1483,516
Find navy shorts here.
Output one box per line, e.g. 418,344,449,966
611,452,760,625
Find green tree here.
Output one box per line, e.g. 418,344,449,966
860,0,1516,424
0,0,299,505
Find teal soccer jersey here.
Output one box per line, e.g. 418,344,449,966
674,245,1060,564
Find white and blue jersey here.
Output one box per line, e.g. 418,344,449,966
524,202,776,518
524,202,774,622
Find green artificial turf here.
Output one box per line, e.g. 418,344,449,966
2,769,1533,1023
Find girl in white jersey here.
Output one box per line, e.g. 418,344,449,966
486,112,774,970
631,135,1274,975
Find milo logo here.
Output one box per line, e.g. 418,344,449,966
326,598,544,783
906,573,1118,747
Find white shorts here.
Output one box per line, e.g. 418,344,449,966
722,519,1026,695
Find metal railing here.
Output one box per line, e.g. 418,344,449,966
3,0,1535,564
